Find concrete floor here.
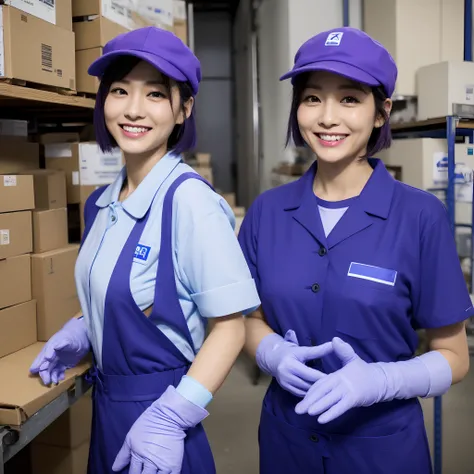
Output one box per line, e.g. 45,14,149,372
204,356,474,474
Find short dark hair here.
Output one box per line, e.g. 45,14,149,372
285,73,391,157
94,55,196,154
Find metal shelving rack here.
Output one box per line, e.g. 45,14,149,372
0,375,91,474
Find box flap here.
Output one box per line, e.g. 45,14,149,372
0,343,91,426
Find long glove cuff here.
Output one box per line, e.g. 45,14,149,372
255,333,288,375
154,385,209,430
376,351,452,401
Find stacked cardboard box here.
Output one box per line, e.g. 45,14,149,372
0,174,37,357
189,152,214,185
31,393,92,474
173,0,188,44
44,139,123,238
73,0,176,94
0,1,75,91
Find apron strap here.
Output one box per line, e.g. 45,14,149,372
151,172,214,352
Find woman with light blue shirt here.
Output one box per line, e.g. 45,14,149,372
29,27,260,474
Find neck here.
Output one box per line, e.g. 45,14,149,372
121,144,168,200
313,158,373,201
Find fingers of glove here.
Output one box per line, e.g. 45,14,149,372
307,386,345,417
39,367,53,386
294,341,334,363
143,464,161,474
332,337,357,365
50,367,66,385
30,348,48,373
283,361,326,385
294,376,338,414
283,329,299,345
128,455,144,474
317,397,354,424
280,380,309,399
281,374,314,394
111,443,131,472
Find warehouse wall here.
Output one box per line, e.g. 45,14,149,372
257,0,362,190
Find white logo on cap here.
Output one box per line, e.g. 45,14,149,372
325,32,343,46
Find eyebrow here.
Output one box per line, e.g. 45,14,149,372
306,83,368,93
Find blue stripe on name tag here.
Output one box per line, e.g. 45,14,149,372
347,262,397,286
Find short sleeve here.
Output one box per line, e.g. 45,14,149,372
237,196,261,292
174,180,260,318
413,200,474,328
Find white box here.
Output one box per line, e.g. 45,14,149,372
363,0,463,97
78,143,123,186
4,0,55,25
173,0,186,21
101,0,173,30
378,139,474,223
416,61,474,120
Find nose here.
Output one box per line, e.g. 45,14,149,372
318,100,340,129
124,91,146,121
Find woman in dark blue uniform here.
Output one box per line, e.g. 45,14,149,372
239,27,472,474
30,27,260,474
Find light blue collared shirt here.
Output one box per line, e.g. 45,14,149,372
75,152,260,370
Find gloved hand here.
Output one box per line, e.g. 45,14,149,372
112,385,208,474
30,317,90,386
256,330,333,397
295,337,452,424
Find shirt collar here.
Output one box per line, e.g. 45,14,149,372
284,158,395,219
95,151,182,218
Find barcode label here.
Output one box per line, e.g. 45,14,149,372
0,230,10,246
40,0,55,7
3,176,16,187
41,43,52,72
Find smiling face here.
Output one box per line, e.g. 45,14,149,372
296,71,391,165
104,60,193,159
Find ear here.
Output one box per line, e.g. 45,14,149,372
176,97,194,125
374,98,392,128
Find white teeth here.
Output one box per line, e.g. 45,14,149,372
319,134,345,141
123,126,149,133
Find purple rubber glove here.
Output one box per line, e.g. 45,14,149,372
112,385,208,474
295,337,452,424
256,330,333,397
29,318,90,386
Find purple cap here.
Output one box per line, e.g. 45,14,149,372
280,27,397,97
88,27,201,95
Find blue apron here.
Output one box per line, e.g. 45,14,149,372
82,173,216,474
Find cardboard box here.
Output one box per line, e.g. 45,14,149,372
0,211,32,259
0,119,28,140
0,300,36,359
33,208,68,253
0,6,76,90
173,0,187,44
31,439,90,474
72,0,174,31
0,254,31,309
192,167,213,185
35,395,92,448
32,245,81,341
0,174,35,212
76,47,101,94
73,15,128,51
39,133,81,145
3,0,72,31
20,169,67,210
220,192,236,208
45,142,123,204
0,343,91,426
0,140,39,174
196,153,211,167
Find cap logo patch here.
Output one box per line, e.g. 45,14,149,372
325,32,343,46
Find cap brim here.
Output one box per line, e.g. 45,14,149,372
279,61,381,88
88,49,188,84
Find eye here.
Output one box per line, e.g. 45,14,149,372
110,87,127,95
148,91,167,99
341,96,360,104
303,94,320,104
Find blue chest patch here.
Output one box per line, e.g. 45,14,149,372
134,244,151,262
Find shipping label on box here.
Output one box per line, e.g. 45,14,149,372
79,143,123,186
4,0,56,25
101,0,173,30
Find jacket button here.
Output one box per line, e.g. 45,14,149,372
310,434,319,442
311,283,320,293
318,247,327,256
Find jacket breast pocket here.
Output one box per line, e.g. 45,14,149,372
336,263,401,341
